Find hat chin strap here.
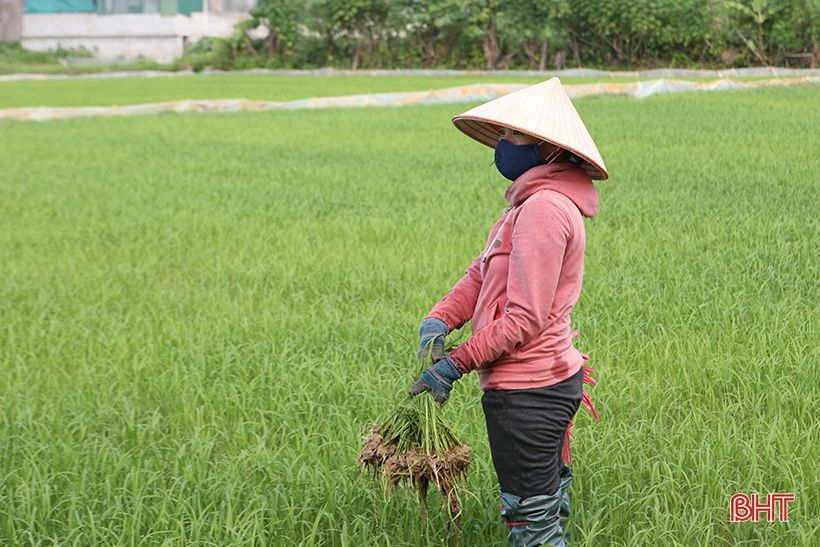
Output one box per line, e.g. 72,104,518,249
540,142,564,165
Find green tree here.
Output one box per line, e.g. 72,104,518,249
504,0,570,70
320,0,390,69
186,0,819,70
460,0,505,70
250,0,302,59
724,0,819,65
390,0,465,67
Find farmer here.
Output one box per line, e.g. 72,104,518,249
409,78,605,547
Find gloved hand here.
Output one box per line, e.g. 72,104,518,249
418,317,449,363
409,356,463,406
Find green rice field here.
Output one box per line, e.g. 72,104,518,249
1,81,818,545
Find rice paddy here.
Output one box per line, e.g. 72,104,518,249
0,80,818,545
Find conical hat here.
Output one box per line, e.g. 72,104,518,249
452,78,609,180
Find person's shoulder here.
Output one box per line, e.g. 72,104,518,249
520,190,576,224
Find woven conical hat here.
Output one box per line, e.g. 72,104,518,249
452,78,609,180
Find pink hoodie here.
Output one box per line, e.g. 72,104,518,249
428,162,598,391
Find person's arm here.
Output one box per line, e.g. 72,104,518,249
426,254,483,332
450,194,572,371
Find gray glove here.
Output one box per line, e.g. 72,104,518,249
418,317,448,362
409,356,464,406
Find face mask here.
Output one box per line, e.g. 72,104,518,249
494,138,561,181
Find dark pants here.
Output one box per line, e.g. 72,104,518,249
482,367,584,498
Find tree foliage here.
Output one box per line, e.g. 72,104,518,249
181,0,819,70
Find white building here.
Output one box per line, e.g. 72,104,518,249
22,0,258,62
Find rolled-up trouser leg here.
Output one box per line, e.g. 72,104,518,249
500,489,565,547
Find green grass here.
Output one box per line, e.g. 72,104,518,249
0,73,788,109
1,86,818,545
0,60,170,77
0,43,169,77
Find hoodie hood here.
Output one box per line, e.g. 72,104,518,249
504,162,599,217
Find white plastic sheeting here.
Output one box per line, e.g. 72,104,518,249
1,67,819,82
1,77,817,122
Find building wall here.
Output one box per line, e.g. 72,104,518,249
23,0,254,15
21,10,252,62
20,0,257,62
1,0,25,43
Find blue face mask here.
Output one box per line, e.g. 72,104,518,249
494,138,547,181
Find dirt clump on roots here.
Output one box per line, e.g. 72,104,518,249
359,423,471,519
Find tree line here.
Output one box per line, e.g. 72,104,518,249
183,0,819,70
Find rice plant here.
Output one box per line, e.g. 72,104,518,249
359,335,470,527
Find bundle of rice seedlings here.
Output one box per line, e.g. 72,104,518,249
359,334,471,526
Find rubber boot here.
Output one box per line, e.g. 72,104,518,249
500,489,565,547
558,465,574,544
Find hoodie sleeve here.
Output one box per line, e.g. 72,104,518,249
427,254,483,332
450,193,572,371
